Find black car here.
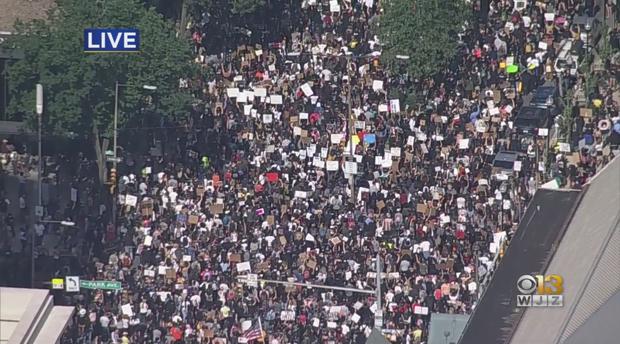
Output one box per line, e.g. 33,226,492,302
531,85,559,108
514,106,550,135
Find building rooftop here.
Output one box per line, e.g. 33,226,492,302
510,156,620,344
0,287,74,344
0,0,55,33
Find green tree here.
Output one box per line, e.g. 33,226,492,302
231,0,266,14
379,0,470,79
7,0,195,182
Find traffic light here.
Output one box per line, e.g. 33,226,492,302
109,168,117,194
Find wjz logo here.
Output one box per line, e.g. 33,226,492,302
516,274,564,307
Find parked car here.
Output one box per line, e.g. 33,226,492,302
531,85,559,108
514,106,551,135
492,151,526,180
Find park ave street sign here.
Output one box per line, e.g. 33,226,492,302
79,280,122,290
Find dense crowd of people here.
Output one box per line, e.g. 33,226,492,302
0,0,618,344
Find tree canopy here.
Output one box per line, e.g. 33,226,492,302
379,0,471,79
7,0,195,139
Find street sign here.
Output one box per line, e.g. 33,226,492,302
246,274,258,288
79,280,122,291
51,278,64,290
106,157,122,163
35,206,44,217
65,276,80,292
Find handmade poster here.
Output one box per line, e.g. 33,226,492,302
237,261,251,272
329,0,340,12
313,157,325,168
301,83,314,97
330,134,344,144
364,134,376,144
389,99,401,113
226,88,239,97
125,195,138,207
407,136,415,146
513,161,522,171
271,95,283,104
344,162,357,175
390,147,401,157
121,304,134,317
326,161,339,171
459,139,470,149
254,87,267,97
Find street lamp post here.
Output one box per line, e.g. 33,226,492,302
111,82,157,231
584,22,592,104
33,84,43,288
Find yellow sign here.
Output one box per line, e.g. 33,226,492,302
51,278,64,290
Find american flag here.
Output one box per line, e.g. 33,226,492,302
242,318,263,341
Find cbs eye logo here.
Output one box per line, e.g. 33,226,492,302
517,274,564,295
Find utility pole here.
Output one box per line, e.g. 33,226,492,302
347,56,355,204
374,241,383,329
111,83,157,232
33,83,43,288
112,81,119,232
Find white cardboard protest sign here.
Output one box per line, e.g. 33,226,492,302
125,194,138,207
326,160,339,171
389,99,401,113
330,134,344,144
226,88,239,98
413,306,429,315
270,95,283,105
329,0,340,12
254,87,267,97
372,80,384,91
459,139,470,149
237,261,251,272
121,304,134,317
294,190,308,198
513,161,522,171
407,136,415,146
344,162,358,175
390,147,401,157
301,83,314,97
280,311,295,321
313,157,325,168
